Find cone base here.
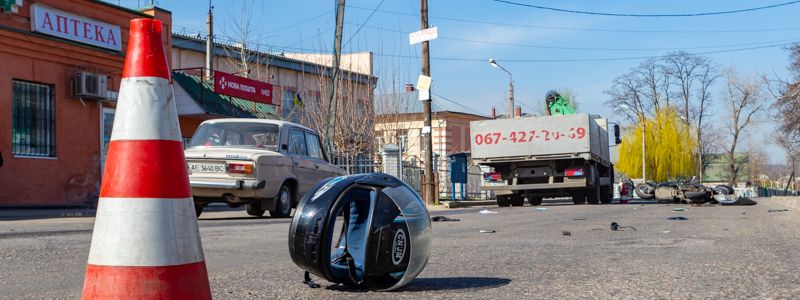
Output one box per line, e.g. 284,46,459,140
82,261,211,300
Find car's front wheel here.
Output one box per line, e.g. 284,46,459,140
270,185,293,218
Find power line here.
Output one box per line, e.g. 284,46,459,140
491,0,800,17
347,5,800,34
344,21,800,52
343,0,386,48
368,42,796,63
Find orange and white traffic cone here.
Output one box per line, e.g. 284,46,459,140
82,18,211,299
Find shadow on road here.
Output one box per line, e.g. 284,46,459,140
398,276,512,292
323,276,511,293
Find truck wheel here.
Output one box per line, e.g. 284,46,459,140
600,186,612,204
528,196,543,206
195,204,205,217
269,185,293,218
572,192,586,205
245,203,265,217
497,195,511,207
510,194,524,206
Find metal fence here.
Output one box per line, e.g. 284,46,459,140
331,152,377,175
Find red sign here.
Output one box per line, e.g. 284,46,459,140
214,71,274,105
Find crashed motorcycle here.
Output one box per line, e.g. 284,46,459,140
634,177,736,204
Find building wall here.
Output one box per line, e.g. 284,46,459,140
374,112,486,170
0,1,171,206
170,45,375,136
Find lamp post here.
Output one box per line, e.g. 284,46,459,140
489,58,514,118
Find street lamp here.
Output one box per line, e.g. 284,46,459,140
489,58,514,118
621,104,646,181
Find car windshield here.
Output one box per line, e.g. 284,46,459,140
189,122,279,151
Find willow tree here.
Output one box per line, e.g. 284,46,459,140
617,107,696,182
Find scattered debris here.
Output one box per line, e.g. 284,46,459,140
610,222,637,231
479,209,498,214
672,207,687,211
431,216,460,222
667,216,689,221
717,196,758,206
768,208,792,213
479,229,496,233
536,207,548,211
562,231,572,236
659,231,671,234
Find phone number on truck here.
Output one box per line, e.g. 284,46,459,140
473,127,587,145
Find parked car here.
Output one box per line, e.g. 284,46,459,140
185,119,347,217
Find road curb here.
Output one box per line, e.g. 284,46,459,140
442,200,496,208
770,196,800,210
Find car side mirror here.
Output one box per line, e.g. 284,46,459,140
613,124,621,145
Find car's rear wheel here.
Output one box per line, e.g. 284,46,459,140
528,196,543,206
270,185,293,218
245,202,265,217
195,204,205,217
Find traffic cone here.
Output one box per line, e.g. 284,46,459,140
82,19,212,299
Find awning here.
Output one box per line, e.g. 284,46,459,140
172,71,278,119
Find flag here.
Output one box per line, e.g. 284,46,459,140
293,93,304,108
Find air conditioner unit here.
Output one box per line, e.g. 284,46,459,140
74,71,108,100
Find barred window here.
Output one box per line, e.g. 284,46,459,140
12,80,56,157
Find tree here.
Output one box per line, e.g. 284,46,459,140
769,43,800,152
721,68,766,186
607,52,719,179
617,107,696,182
663,51,720,179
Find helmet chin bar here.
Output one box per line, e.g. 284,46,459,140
288,173,431,291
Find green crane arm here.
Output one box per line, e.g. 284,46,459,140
545,90,576,115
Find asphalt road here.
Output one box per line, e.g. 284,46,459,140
1,198,798,299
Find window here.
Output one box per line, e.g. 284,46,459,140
288,129,307,156
282,90,299,123
305,132,324,160
12,80,55,157
189,122,280,151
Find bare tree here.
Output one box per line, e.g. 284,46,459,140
721,68,767,185
663,51,720,179
768,43,800,152
220,0,269,80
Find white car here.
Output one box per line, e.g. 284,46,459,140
185,119,347,217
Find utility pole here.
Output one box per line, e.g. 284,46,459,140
325,0,345,157
205,0,213,80
508,81,514,117
421,0,435,205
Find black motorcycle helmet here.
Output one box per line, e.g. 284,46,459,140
288,173,432,291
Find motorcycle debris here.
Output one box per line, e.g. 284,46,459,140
536,207,548,211
667,216,689,221
431,216,460,222
660,231,671,234
768,209,791,213
479,209,498,214
479,229,496,233
562,231,572,236
610,222,637,231
673,208,687,211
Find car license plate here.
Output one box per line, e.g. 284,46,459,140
188,162,227,173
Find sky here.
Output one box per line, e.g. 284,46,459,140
114,0,799,164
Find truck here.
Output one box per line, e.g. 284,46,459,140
470,112,619,206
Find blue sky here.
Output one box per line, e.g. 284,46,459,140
115,0,798,163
